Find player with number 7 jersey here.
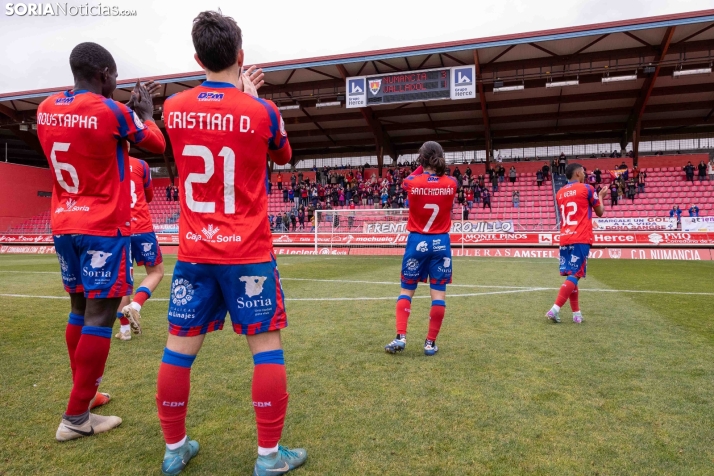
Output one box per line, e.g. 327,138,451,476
385,141,457,357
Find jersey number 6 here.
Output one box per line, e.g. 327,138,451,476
50,142,79,194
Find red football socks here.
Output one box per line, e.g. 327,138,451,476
252,350,288,449
133,287,151,307
65,313,84,380
156,348,195,444
65,326,111,416
569,286,580,312
426,301,446,341
555,279,578,307
119,316,130,326
395,295,412,336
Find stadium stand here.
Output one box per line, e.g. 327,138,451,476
3,155,712,234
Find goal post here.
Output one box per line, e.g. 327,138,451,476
314,208,410,255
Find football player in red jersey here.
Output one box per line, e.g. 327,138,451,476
156,11,306,476
546,163,608,324
384,141,458,356
36,42,165,441
113,156,165,341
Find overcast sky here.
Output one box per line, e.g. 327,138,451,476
1,0,712,94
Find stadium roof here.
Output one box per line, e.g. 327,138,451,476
2,9,714,168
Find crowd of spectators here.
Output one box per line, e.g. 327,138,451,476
164,185,179,202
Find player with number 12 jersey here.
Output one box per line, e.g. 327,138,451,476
546,162,607,324
385,141,457,357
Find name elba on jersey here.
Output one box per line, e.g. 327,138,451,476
410,187,453,196
166,112,252,132
37,113,98,129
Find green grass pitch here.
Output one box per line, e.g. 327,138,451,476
1,254,714,475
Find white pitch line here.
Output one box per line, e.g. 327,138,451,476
281,278,534,290
0,288,545,302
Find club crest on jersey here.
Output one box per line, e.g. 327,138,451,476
197,91,224,102
55,97,74,105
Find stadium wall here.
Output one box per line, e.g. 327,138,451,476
0,163,53,231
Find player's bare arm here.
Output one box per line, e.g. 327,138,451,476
594,187,608,217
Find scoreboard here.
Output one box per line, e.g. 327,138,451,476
346,66,476,108
367,69,451,106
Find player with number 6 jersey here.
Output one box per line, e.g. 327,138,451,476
546,163,608,324
36,42,165,443
157,11,305,476
384,141,457,357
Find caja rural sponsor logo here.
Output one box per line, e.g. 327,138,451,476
185,224,241,244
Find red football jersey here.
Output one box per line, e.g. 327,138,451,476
164,81,291,264
556,181,601,245
403,167,458,234
128,157,154,234
37,90,165,236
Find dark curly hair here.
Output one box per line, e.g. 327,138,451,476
69,42,116,81
192,10,242,73
418,141,446,176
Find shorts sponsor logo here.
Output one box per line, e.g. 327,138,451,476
171,278,194,306
443,258,451,268
57,253,77,283
405,258,420,271
416,241,428,252
141,242,153,252
433,239,447,252
240,276,267,298
559,256,566,266
237,275,273,314
87,250,111,268
570,255,580,264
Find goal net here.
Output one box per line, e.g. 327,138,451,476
314,208,410,256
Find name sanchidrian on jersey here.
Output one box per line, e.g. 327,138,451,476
409,187,455,196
